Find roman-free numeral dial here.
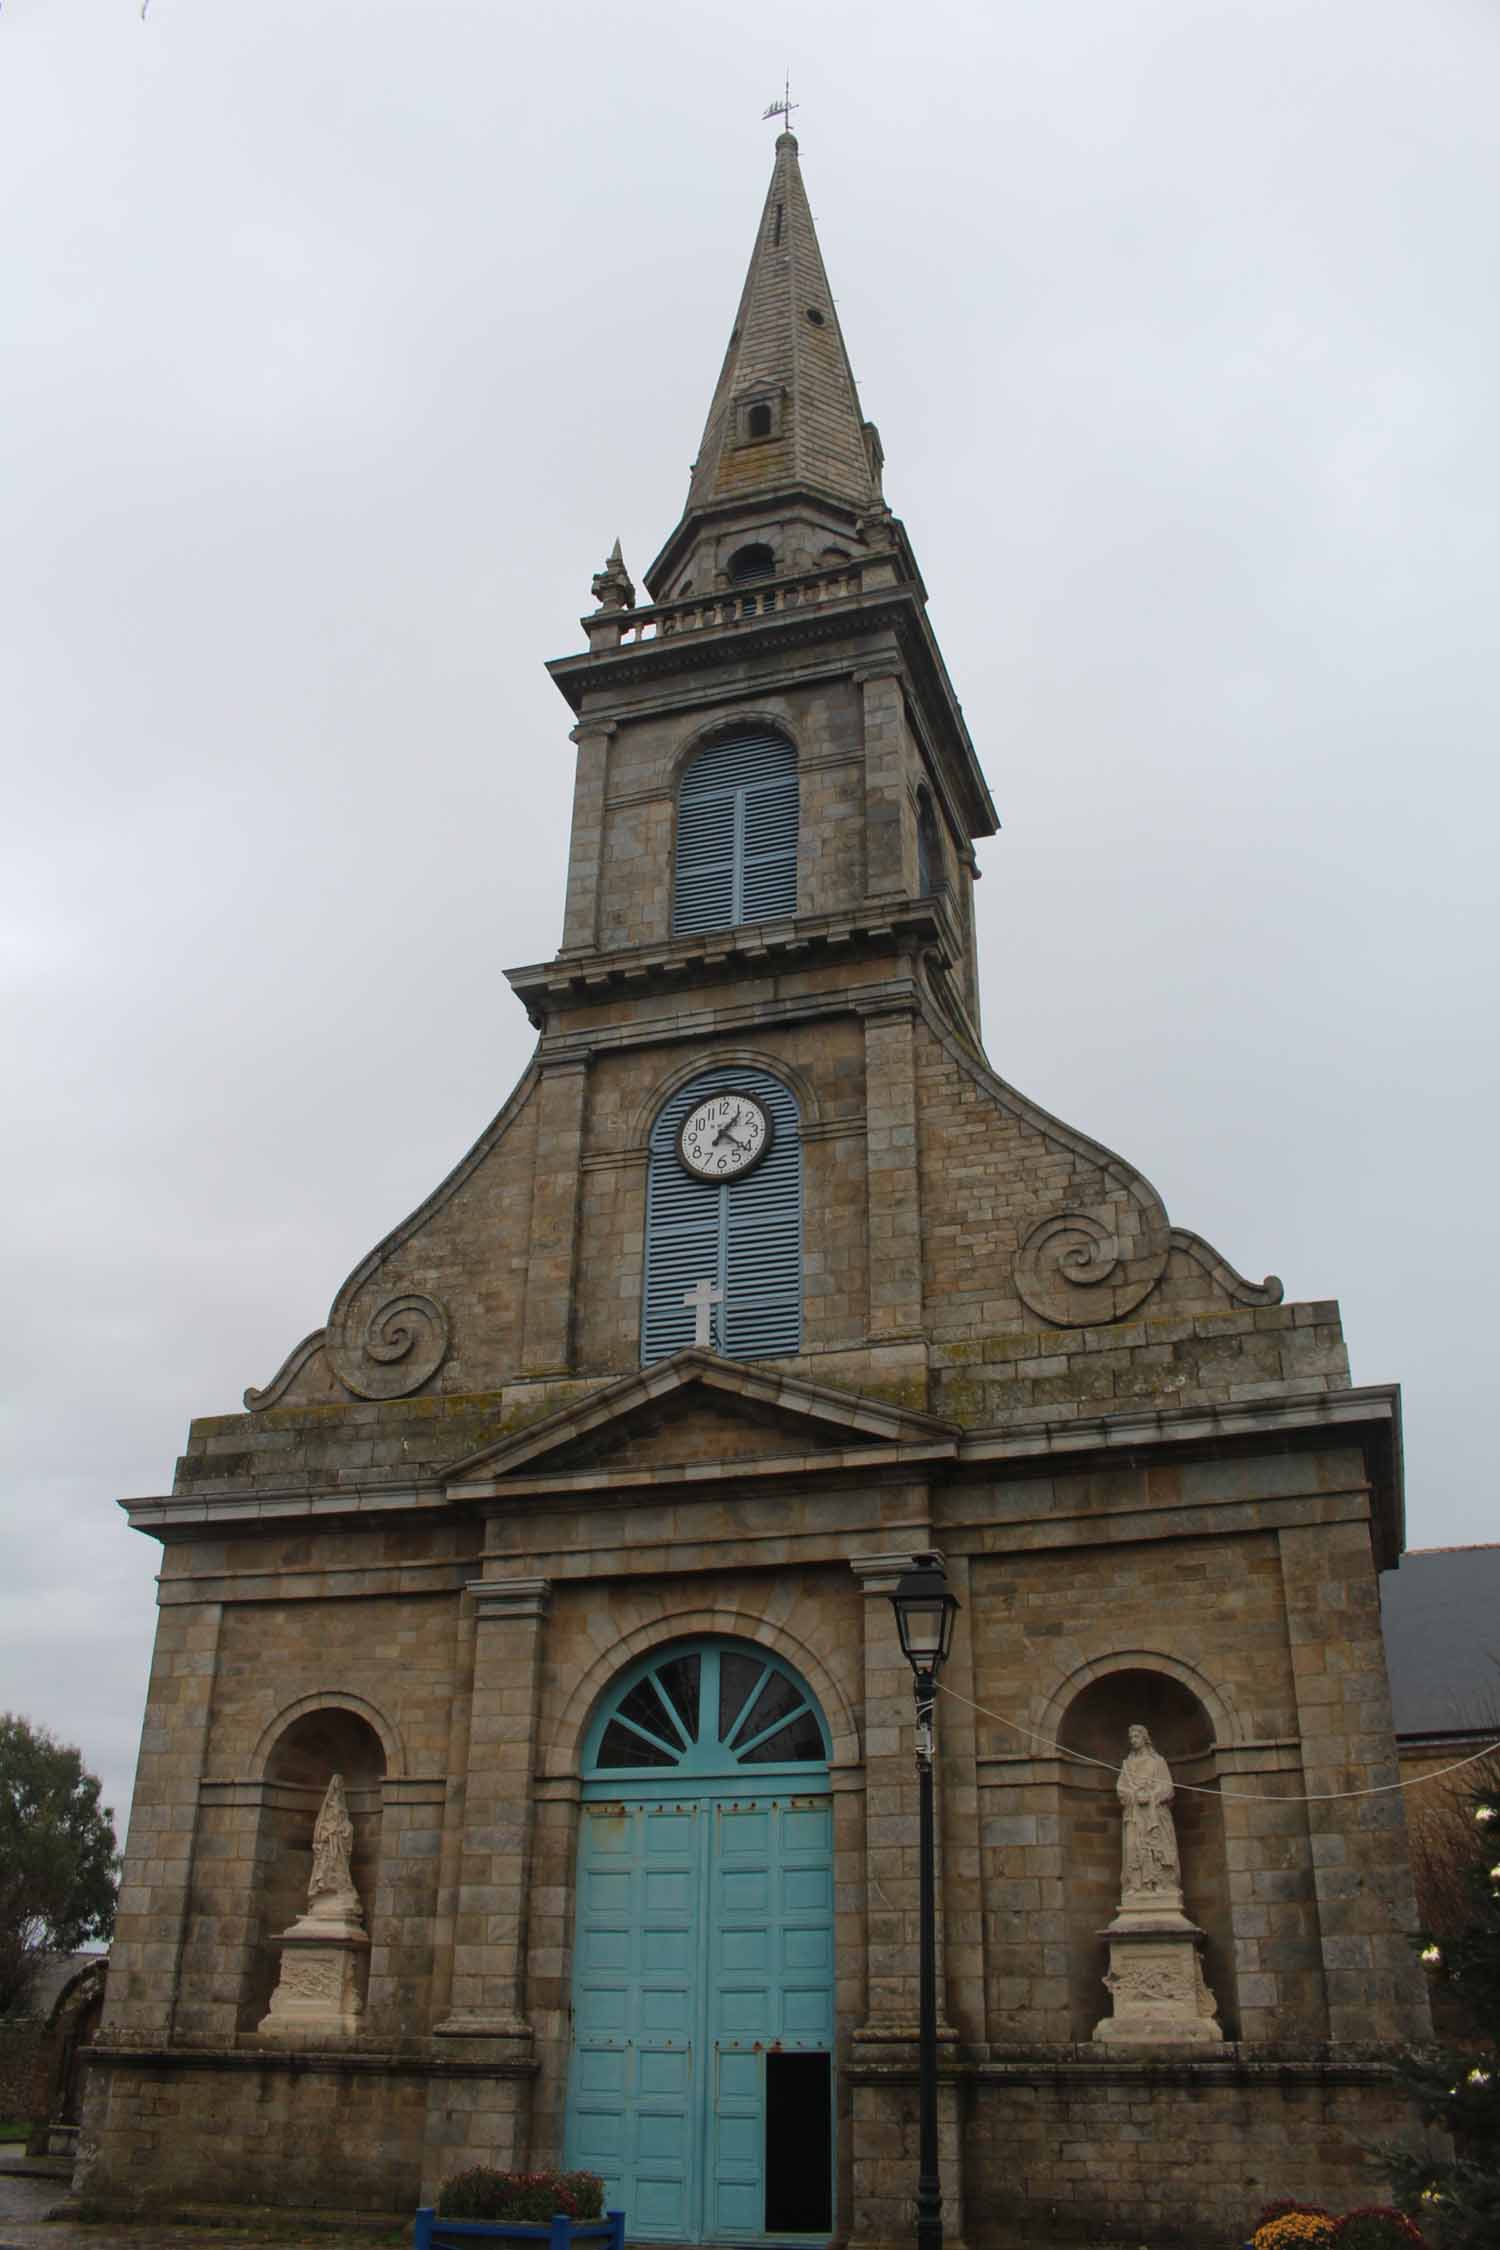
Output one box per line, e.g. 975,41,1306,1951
677,1091,773,1181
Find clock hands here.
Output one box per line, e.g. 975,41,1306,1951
712,1104,754,1153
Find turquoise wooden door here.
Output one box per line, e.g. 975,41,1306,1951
566,1643,835,2245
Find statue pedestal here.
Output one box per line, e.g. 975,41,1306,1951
258,1899,369,2040
1092,1892,1222,2045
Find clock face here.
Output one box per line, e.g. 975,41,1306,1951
678,1091,773,1182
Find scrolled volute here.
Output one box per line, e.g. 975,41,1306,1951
328,1289,451,1400
1014,1207,1169,1328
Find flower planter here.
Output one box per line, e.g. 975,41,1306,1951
415,2211,625,2250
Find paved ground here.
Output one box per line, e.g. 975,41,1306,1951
0,2169,1154,2250
0,2165,410,2250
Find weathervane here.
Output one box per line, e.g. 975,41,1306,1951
762,74,799,132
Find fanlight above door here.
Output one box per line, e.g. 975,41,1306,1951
584,1642,829,1781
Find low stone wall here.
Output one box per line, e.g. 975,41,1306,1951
79,2050,435,2215
854,2057,1415,2249
0,2020,48,2122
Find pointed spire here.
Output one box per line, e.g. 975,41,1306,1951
684,132,878,520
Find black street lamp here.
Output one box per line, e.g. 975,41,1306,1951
888,1552,961,2250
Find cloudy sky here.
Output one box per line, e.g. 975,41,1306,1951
3,0,1497,1833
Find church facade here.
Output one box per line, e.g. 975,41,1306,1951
83,136,1430,2247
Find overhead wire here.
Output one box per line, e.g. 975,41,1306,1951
935,1680,1500,1805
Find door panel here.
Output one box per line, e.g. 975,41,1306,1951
569,1643,835,2241
568,1786,834,2243
569,1804,699,2241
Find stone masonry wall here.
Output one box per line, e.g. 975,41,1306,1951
956,2068,1413,2249
79,2053,432,2214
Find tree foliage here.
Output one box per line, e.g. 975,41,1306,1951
0,1713,119,2015
1385,1762,1500,2249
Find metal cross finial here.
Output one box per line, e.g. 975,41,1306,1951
682,1278,723,1349
761,74,799,132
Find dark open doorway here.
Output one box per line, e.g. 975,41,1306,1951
764,2052,832,2233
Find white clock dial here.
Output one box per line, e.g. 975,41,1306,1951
678,1091,773,1182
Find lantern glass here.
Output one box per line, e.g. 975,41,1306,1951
890,1556,960,1676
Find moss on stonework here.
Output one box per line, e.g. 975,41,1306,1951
934,1377,987,1423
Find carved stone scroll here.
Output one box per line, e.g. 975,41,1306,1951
327,1290,450,1401
1014,1208,1169,1328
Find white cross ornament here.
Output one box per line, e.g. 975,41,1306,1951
682,1277,723,1348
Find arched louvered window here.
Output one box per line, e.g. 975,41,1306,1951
641,1066,802,1366
673,728,798,936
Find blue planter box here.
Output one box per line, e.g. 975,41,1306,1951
415,2211,625,2250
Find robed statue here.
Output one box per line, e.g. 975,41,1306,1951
307,1773,360,1919
258,1770,367,2034
1117,1724,1182,1901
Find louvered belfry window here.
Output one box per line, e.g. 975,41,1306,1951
672,728,798,936
641,1066,803,1366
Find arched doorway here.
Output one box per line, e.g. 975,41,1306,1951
565,1640,835,2244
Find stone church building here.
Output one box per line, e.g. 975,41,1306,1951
83,135,1431,2246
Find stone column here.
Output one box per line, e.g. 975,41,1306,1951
862,1007,924,1345
935,1551,985,2046
847,1549,965,2250
434,1576,552,2051
519,1058,589,1377
850,1553,922,2032
559,719,615,955
426,1578,551,2188
97,1597,223,2047
858,667,912,902
1278,1518,1431,2043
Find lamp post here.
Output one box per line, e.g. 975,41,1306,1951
888,1551,961,2250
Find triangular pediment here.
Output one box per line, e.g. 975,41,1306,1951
444,1349,958,1491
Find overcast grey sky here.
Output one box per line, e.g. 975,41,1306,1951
3,0,1497,1832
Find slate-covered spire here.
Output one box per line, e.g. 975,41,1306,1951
682,131,879,521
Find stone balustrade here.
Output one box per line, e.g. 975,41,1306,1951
583,558,881,651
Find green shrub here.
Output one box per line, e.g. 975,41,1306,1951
435,2170,605,2225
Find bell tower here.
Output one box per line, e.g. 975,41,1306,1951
520,129,997,1009
503,131,998,1379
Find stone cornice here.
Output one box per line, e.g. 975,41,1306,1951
122,1381,1403,1568
85,2044,538,2082
505,896,961,1030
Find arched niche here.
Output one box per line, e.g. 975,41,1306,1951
1057,1667,1236,2040
241,1705,387,2033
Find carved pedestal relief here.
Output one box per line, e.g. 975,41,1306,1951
1092,1724,1223,2044
259,1774,370,2040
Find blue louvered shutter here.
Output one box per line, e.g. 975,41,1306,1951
673,730,798,935
642,1067,803,1366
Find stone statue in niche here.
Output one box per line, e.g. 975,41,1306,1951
308,1772,359,1919
1118,1723,1183,1907
1092,1721,1222,2046
257,1772,370,2040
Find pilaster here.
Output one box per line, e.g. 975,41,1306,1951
434,1576,552,2057
1278,1520,1431,2043
847,1548,951,2034
519,1059,589,1376
559,719,615,955
862,1007,924,1342
858,668,912,901
98,1598,223,2046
